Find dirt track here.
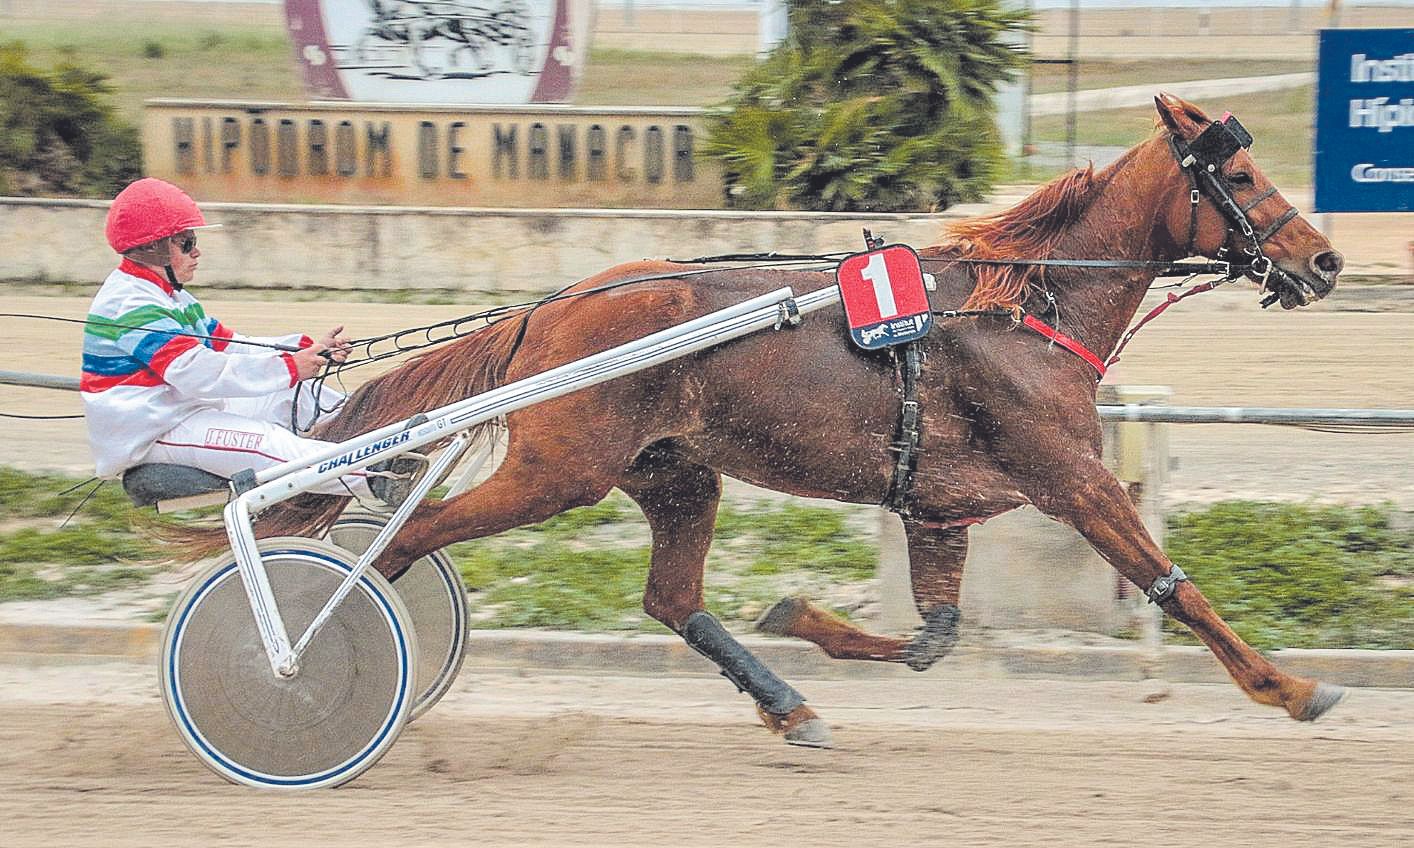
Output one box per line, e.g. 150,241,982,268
0,663,1409,848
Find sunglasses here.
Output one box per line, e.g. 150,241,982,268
174,235,197,255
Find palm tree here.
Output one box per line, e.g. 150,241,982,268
705,0,1029,212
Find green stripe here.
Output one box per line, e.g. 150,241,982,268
85,303,206,340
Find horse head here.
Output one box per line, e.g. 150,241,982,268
1153,93,1343,309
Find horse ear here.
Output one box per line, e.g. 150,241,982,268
1154,92,1209,138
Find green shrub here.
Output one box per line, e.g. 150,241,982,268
705,0,1029,211
1164,501,1414,649
0,42,143,197
140,39,165,59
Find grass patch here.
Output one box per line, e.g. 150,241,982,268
578,48,758,107
445,492,877,631
1028,59,1309,95
1,19,302,126
1164,501,1414,650
1027,85,1315,187
3,15,756,124
7,468,1408,649
0,467,164,601
714,501,876,581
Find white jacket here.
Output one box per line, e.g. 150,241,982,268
81,260,310,477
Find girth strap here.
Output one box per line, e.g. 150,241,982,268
886,342,924,514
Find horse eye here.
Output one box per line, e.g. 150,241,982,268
1229,172,1254,185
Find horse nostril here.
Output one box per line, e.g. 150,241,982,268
1312,250,1344,277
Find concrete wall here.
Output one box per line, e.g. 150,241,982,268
0,197,967,297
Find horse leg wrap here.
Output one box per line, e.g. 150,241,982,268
681,611,805,716
902,604,961,672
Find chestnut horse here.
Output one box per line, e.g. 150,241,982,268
263,95,1347,746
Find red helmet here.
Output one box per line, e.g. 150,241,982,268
105,178,218,253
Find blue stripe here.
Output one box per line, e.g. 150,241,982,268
81,352,141,377
131,325,188,365
82,335,120,361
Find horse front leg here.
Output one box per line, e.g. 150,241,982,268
754,522,968,670
1025,461,1344,721
619,453,832,748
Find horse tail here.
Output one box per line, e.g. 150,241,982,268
165,312,530,560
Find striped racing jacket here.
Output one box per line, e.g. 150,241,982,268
81,259,309,477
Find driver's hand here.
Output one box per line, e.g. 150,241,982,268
291,343,329,381
317,325,352,364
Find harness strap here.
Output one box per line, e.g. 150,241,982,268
886,342,924,514
1240,186,1279,213
950,257,1233,276
1020,315,1107,378
1180,146,1201,256
1256,207,1300,244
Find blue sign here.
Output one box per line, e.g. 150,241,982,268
1315,28,1414,212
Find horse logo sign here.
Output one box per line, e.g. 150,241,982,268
836,245,933,350
284,0,591,103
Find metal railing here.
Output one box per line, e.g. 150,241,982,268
0,370,79,392
1098,404,1414,427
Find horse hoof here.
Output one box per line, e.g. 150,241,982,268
901,604,961,671
902,643,939,672
754,597,807,636
1296,682,1346,721
784,718,834,749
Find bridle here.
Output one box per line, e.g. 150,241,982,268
1168,113,1311,308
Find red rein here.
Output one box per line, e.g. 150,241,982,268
1022,281,1221,380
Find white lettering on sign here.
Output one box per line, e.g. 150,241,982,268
1350,53,1414,83
1348,97,1414,132
1351,163,1414,182
861,252,897,317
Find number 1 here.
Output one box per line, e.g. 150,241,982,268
861,253,896,317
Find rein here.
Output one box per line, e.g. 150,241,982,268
676,251,1242,280
0,313,307,353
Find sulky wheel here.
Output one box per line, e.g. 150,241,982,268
160,538,418,790
326,511,469,721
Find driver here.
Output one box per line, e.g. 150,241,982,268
81,177,409,504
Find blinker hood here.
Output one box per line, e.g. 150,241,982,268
1189,114,1253,167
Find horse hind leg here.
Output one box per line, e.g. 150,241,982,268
755,521,967,671
619,448,831,748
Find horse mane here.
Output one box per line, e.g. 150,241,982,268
313,314,526,443
938,164,1100,311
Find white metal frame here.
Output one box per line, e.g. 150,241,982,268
224,286,843,677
